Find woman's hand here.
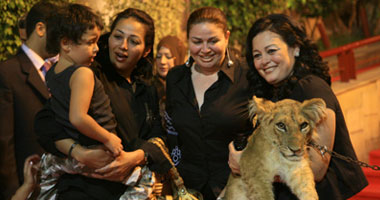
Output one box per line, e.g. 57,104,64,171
228,141,242,175
72,145,113,169
90,149,145,182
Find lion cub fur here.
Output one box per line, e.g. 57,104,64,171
224,96,326,200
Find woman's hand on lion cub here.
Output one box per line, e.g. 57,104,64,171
228,141,242,175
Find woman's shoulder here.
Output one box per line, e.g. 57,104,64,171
166,64,189,82
297,74,330,91
291,74,337,109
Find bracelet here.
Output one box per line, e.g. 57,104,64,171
68,141,79,159
144,152,149,165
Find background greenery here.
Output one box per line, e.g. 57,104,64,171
0,0,40,61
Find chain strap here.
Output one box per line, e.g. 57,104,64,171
308,142,380,171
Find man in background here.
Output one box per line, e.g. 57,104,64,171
0,2,59,199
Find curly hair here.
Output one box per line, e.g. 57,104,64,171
246,14,331,101
46,3,103,55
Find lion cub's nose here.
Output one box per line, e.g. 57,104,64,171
289,147,303,156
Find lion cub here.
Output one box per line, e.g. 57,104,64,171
224,96,326,200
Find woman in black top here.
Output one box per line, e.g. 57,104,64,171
229,14,367,199
35,8,170,199
165,7,253,200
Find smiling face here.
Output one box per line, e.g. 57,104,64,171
188,22,229,73
67,26,101,66
252,30,299,85
108,17,150,78
156,46,175,78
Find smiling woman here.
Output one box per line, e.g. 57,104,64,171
251,30,299,86
228,13,368,200
165,6,253,200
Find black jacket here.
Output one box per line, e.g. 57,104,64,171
0,49,48,199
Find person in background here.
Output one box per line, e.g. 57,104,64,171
228,14,368,199
165,6,253,200
18,14,27,43
152,35,186,118
11,155,41,200
35,8,171,200
0,2,59,199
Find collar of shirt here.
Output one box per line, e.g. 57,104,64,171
21,43,45,72
189,57,235,83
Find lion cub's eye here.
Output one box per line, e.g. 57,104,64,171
275,122,287,132
300,122,309,131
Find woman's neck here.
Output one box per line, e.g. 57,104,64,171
194,63,220,76
116,68,133,83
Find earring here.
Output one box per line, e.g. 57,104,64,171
227,47,234,67
295,51,300,57
185,50,191,67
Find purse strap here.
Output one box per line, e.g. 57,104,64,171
148,137,203,200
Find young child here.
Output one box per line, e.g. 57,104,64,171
45,3,122,157
38,3,123,197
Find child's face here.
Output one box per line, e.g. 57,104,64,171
68,26,101,66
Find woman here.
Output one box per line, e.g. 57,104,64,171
152,35,186,115
229,14,367,199
165,7,253,199
35,8,170,199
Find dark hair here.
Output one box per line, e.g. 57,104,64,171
26,1,59,38
108,8,155,81
46,3,103,55
156,35,186,66
185,6,228,66
187,6,228,38
18,14,26,29
246,14,331,101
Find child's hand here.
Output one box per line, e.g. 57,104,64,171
104,133,123,156
11,155,41,200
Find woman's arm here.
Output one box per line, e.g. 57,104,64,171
69,67,122,156
308,108,336,181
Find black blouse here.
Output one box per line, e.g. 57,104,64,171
165,57,253,197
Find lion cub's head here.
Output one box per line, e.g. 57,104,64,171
248,96,326,161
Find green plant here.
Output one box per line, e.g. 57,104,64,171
0,0,39,61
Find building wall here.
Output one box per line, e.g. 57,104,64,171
333,70,380,163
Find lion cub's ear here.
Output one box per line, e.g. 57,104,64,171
248,96,274,119
301,98,327,124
